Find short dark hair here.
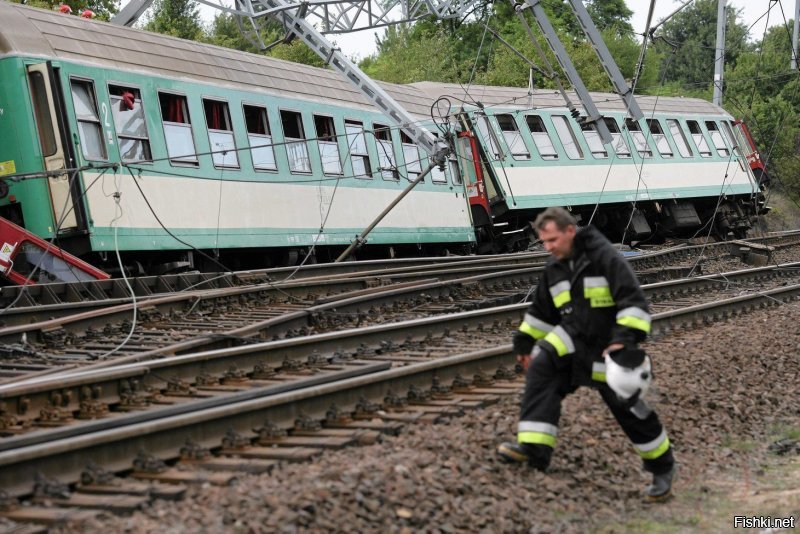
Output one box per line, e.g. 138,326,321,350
533,207,577,232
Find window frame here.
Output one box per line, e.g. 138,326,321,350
624,119,653,159
666,119,693,158
705,120,730,157
686,120,713,158
344,119,372,179
399,130,422,182
313,114,343,176
525,114,558,160
28,71,58,158
202,97,240,169
107,83,153,164
551,115,584,160
646,118,674,158
580,122,609,159
157,90,199,166
373,123,398,181
242,102,277,172
495,113,530,160
70,76,108,162
603,117,631,159
280,108,312,174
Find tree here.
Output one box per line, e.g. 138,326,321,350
723,23,800,198
142,0,205,42
206,12,325,67
360,23,464,84
653,0,749,91
12,0,117,20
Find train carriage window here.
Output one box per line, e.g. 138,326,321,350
646,119,673,158
624,119,652,158
28,72,57,157
203,99,239,168
666,119,693,158
495,114,530,160
580,122,609,158
525,115,558,160
158,92,198,165
243,104,276,171
374,124,397,180
705,121,730,157
400,131,422,181
686,120,712,157
604,118,630,158
281,110,311,173
475,114,502,159
720,121,741,156
449,153,462,185
428,133,448,184
551,115,583,160
70,79,107,160
109,86,152,162
314,115,342,175
345,120,371,178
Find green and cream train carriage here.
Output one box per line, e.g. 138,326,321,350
0,1,476,271
415,82,765,244
0,1,765,272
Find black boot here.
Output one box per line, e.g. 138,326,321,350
645,465,676,502
496,442,549,471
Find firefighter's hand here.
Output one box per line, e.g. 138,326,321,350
512,331,535,356
516,354,532,372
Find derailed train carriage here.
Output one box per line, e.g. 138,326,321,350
0,2,767,277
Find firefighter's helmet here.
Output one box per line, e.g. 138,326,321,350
604,347,652,401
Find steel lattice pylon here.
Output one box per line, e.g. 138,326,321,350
113,0,478,33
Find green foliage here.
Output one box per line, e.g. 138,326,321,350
142,0,205,41
11,0,117,20
653,0,749,90
722,23,800,198
360,24,465,84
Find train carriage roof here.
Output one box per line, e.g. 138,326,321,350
0,1,730,121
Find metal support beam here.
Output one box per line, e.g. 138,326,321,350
713,0,726,106
516,0,612,145
792,0,800,69
565,0,642,119
260,0,447,159
335,162,436,262
111,0,155,26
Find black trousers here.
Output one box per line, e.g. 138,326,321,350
517,347,674,474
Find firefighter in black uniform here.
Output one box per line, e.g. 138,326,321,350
497,207,676,502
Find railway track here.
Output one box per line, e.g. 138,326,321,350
0,242,793,380
2,261,799,438
0,273,799,528
0,252,550,311
1,230,791,315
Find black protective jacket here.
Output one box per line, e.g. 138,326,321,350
515,226,652,384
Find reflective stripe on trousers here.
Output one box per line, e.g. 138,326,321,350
633,429,670,460
518,421,558,448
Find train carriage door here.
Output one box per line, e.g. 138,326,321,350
26,62,80,232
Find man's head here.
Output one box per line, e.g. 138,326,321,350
532,207,578,260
